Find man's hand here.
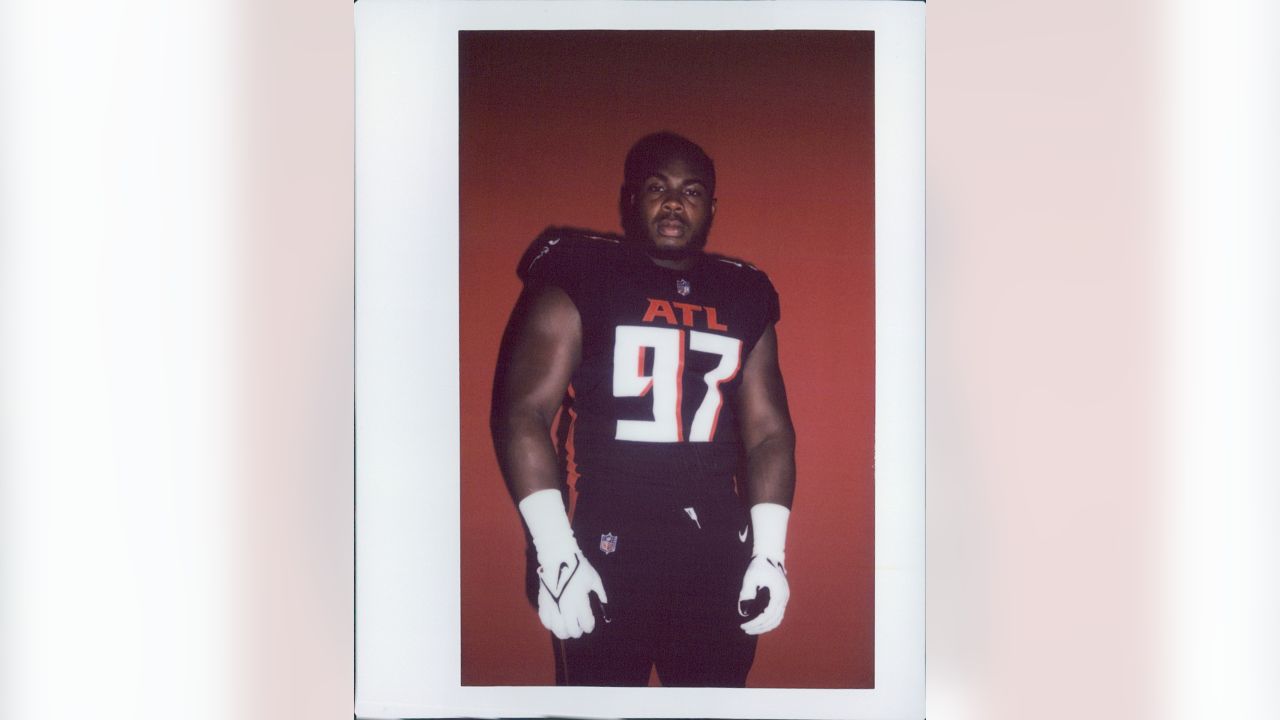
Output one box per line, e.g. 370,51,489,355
535,548,608,639
518,489,608,640
738,554,789,634
737,502,791,635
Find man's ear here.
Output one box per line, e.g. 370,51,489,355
710,197,717,216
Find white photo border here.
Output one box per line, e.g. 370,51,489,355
354,1,924,718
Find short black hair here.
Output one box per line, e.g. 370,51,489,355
623,132,716,196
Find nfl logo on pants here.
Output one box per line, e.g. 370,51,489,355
599,532,618,555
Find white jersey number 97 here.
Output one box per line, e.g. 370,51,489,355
612,325,742,443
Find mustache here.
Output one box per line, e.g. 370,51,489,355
656,213,687,225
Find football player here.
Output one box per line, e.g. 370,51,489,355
490,132,796,687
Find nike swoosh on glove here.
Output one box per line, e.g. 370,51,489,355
535,549,608,640
737,554,789,635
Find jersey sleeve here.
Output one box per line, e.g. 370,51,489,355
516,228,625,307
704,252,782,355
747,270,781,356
517,231,577,294
761,270,780,325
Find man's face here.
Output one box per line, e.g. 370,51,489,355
631,157,716,253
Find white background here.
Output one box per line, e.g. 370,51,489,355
2,1,1277,719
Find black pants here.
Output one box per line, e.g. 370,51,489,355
554,490,758,687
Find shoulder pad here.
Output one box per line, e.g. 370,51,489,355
706,251,767,275
517,226,626,282
706,251,779,324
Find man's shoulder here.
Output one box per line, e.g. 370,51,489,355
703,251,777,294
517,226,628,282
703,251,781,325
704,251,770,277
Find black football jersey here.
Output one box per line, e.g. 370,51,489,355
518,229,780,499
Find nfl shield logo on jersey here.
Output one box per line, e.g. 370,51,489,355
599,532,618,555
676,278,691,296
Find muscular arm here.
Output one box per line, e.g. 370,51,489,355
491,283,606,638
490,284,582,503
735,324,796,508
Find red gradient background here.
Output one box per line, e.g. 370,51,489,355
458,31,875,688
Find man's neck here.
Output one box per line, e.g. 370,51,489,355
645,252,700,271
640,242,703,271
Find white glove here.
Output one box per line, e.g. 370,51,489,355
518,489,608,640
738,503,791,635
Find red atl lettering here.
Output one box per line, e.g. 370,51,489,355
642,299,677,325
672,302,699,326
641,298,730,332
704,306,728,332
